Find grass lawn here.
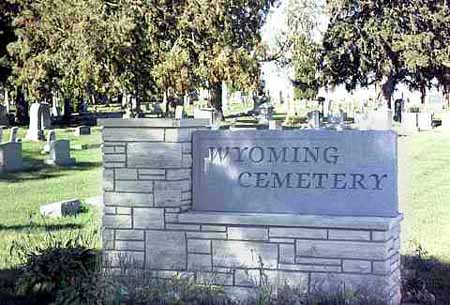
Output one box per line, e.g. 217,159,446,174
0,124,449,270
0,127,102,268
399,129,450,263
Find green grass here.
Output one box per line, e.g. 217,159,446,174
0,125,449,269
399,130,450,263
0,127,102,268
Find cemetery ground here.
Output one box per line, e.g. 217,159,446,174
0,122,450,302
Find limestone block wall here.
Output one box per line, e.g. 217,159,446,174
100,119,402,305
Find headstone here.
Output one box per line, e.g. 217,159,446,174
308,111,320,129
393,99,404,122
401,112,418,133
175,106,184,120
417,113,433,131
43,130,56,153
9,127,19,143
0,105,9,127
268,120,282,130
40,199,81,217
45,140,75,166
354,113,371,130
74,125,91,136
370,110,393,130
26,103,52,141
193,108,215,124
0,142,23,173
153,103,164,118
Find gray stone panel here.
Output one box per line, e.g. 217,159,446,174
133,208,164,229
193,130,398,217
127,143,182,168
146,231,187,270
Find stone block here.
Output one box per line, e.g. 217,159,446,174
104,207,116,214
104,192,153,207
116,180,153,193
103,215,132,229
228,227,268,241
133,208,164,229
154,181,190,207
116,207,132,215
279,264,341,272
269,228,327,239
188,253,212,270
295,257,341,266
103,154,125,163
182,154,193,168
372,230,390,241
328,229,371,241
269,238,295,244
188,239,211,254
166,224,200,231
127,143,182,168
212,240,278,268
40,199,81,218
187,232,227,239
373,260,391,275
201,225,226,232
115,240,145,252
197,272,233,285
310,273,388,298
234,269,261,287
104,162,125,169
296,239,387,260
342,260,372,274
165,129,195,142
103,250,144,268
279,244,295,264
103,128,164,142
115,230,144,241
166,169,192,180
146,231,187,270
115,168,138,180
182,143,192,154
264,270,309,292
102,229,114,250
138,169,166,180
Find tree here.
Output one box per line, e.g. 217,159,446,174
320,0,450,107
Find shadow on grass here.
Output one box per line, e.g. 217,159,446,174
0,223,83,232
0,160,102,183
402,254,450,305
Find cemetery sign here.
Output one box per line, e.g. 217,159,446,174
193,130,398,217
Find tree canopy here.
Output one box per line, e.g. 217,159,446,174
320,0,450,105
4,0,276,115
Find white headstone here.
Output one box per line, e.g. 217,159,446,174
417,113,433,131
9,127,19,143
26,103,52,141
401,112,418,133
370,110,393,131
175,106,184,120
43,130,56,153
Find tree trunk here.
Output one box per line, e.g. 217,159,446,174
15,87,29,125
210,82,224,121
420,84,426,104
380,74,396,109
63,97,71,119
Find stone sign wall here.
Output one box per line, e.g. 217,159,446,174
193,130,398,217
100,119,402,305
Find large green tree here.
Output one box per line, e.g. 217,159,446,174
320,0,450,106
